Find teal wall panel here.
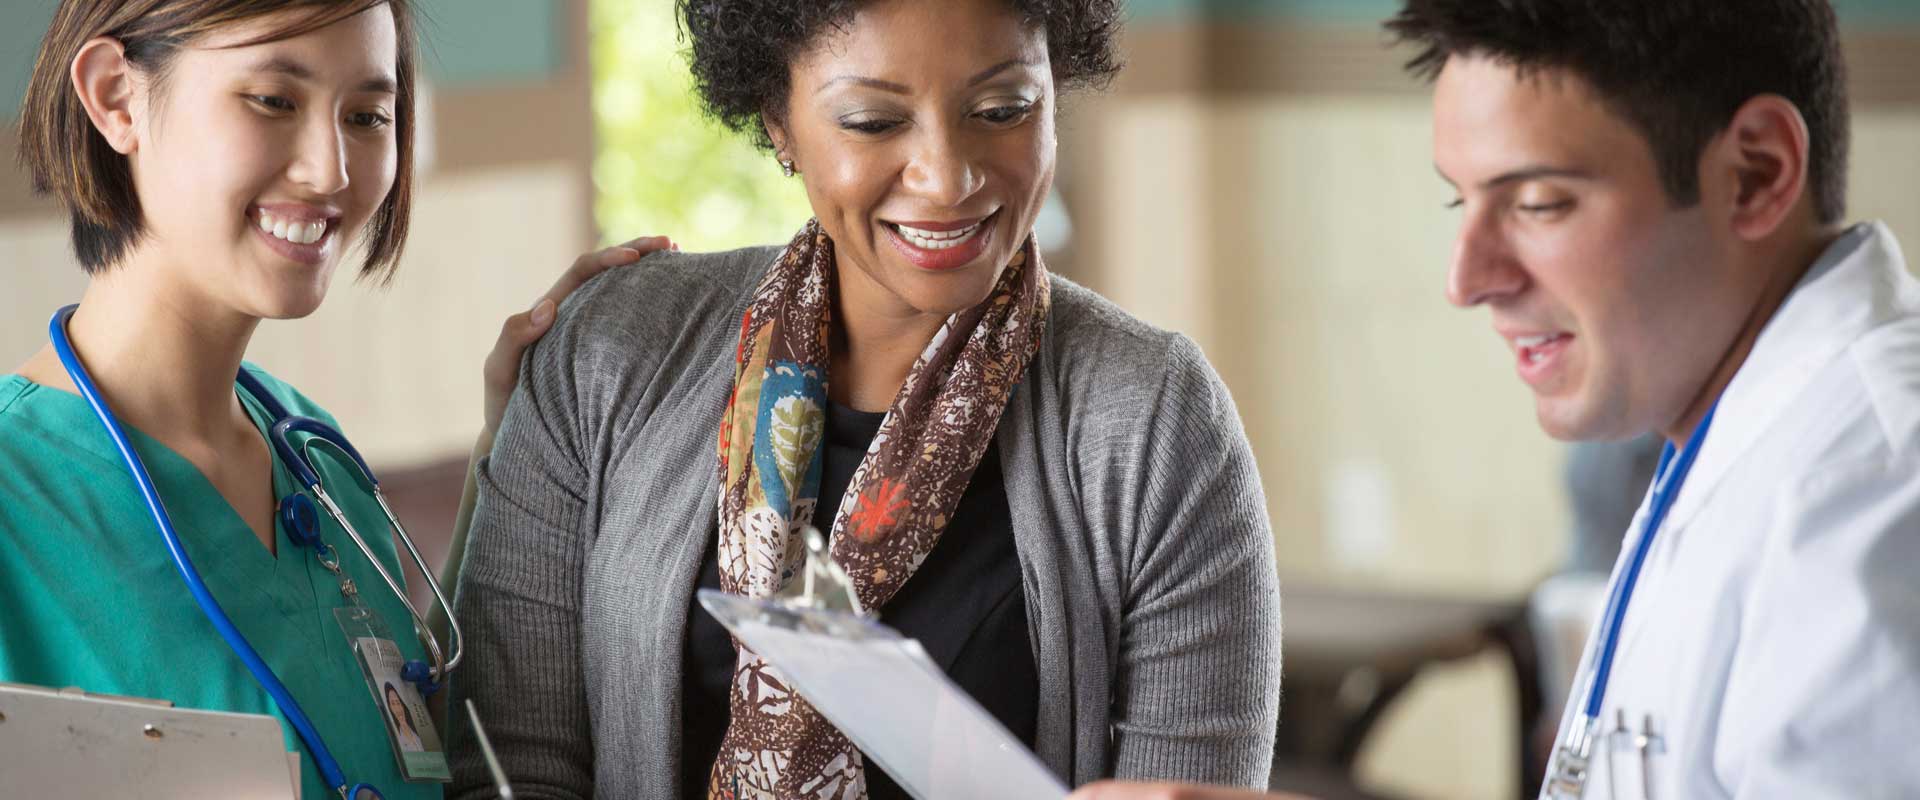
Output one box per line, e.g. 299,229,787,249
0,3,56,120
1128,0,1920,23
414,0,563,85
0,0,565,120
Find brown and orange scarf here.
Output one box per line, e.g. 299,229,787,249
708,219,1049,798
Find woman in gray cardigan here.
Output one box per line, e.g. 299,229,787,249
448,0,1280,797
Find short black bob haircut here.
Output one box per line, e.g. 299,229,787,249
1386,0,1850,225
678,0,1122,152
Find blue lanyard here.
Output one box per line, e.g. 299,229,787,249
1582,400,1721,720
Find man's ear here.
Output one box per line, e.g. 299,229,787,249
1712,94,1812,242
70,36,141,155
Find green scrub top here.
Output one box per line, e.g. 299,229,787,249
0,365,444,800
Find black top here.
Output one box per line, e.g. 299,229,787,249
680,401,1037,798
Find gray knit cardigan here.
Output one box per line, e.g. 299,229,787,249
447,246,1282,798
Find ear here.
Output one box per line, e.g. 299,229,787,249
70,37,140,155
763,115,793,167
1715,94,1812,242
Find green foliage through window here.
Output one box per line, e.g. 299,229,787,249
591,0,813,250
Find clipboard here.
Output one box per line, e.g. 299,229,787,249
0,681,299,799
696,529,1068,800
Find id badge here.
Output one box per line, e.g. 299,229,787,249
335,607,451,782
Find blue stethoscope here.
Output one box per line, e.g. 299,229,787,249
49,305,464,800
1544,400,1720,798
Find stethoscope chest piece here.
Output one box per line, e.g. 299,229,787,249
280,493,322,548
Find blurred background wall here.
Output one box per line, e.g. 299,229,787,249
2,2,1916,798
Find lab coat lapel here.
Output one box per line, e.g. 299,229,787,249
1654,223,1910,534
1611,223,1911,662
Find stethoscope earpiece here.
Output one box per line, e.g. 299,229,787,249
401,659,441,697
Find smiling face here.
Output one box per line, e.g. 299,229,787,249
125,6,399,319
770,0,1055,323
1432,55,1755,442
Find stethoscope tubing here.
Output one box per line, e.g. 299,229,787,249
49,305,362,797
237,367,463,684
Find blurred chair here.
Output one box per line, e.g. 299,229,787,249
1525,573,1607,753
1273,584,1544,800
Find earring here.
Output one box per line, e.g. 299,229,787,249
780,158,796,178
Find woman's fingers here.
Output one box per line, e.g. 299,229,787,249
479,234,675,433
542,235,674,311
481,298,551,430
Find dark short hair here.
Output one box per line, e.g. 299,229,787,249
678,0,1123,151
16,0,417,279
1386,0,1850,224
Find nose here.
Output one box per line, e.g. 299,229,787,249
286,115,350,196
900,127,983,208
1446,208,1528,308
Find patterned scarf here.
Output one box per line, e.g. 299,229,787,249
708,219,1049,798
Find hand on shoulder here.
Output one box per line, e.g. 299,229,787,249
480,235,675,436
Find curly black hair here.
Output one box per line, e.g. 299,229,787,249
678,0,1122,151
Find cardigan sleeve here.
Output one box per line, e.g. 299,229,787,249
445,286,607,799
1106,333,1282,788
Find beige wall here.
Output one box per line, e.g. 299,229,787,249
1851,108,1920,231
1093,93,1568,596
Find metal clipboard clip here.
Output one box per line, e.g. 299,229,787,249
704,526,893,643
775,526,867,616
695,527,1068,800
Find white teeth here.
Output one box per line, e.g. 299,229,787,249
256,211,327,245
1516,334,1561,349
892,220,984,250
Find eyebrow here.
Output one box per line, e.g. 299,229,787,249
1476,166,1594,190
815,57,1040,96
249,56,398,94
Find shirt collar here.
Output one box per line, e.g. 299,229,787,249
1662,222,1918,529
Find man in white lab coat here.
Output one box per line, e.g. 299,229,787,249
1073,1,1920,799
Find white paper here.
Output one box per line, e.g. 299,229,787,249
700,591,1067,800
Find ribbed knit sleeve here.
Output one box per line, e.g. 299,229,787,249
445,284,605,799
1107,333,1282,788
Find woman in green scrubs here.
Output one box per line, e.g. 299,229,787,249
0,1,662,796
0,367,446,796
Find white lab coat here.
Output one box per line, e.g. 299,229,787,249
1542,222,1920,800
